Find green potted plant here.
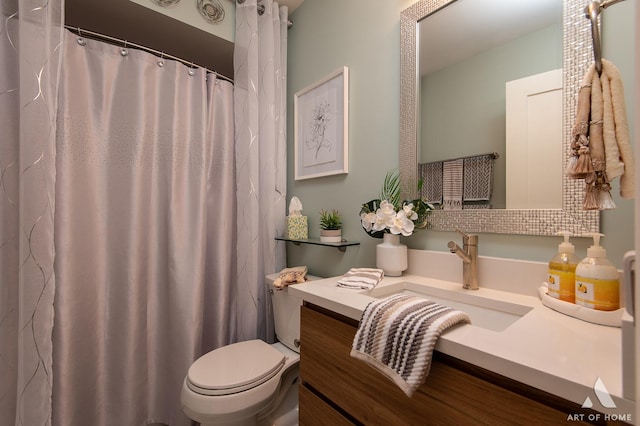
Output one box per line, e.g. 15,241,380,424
319,209,342,242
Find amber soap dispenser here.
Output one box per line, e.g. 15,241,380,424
547,231,579,303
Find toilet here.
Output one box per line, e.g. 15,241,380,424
181,273,309,426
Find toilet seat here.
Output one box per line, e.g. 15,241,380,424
187,340,286,396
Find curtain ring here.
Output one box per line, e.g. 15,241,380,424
188,62,195,76
206,69,218,85
157,53,165,67
77,27,86,46
120,41,128,57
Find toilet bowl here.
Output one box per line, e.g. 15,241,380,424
181,274,313,426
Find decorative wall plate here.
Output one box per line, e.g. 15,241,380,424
197,0,225,24
150,0,181,7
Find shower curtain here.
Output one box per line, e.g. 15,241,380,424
2,0,285,423
51,31,235,425
0,1,64,424
234,0,288,342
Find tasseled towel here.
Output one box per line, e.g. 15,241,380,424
443,159,463,210
567,60,635,210
585,65,614,210
350,294,470,397
567,65,595,180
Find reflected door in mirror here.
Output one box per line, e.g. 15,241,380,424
505,69,563,209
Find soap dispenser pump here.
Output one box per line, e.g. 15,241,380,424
575,233,620,311
548,231,579,303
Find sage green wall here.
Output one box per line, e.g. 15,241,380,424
286,0,635,277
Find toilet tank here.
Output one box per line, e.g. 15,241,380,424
266,273,320,353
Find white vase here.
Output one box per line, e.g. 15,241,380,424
376,233,408,277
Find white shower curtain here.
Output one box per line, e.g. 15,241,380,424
0,0,64,424
234,0,288,342
52,30,235,425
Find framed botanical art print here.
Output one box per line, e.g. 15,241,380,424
294,67,349,180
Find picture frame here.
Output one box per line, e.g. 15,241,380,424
294,66,349,180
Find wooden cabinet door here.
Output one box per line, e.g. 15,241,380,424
300,304,590,426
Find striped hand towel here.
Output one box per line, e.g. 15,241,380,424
443,159,463,210
419,161,443,205
337,268,384,290
351,294,470,397
463,154,494,201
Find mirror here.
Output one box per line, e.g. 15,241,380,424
419,0,562,210
400,0,600,236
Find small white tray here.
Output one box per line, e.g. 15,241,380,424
538,284,623,327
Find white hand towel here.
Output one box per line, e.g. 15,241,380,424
337,268,384,290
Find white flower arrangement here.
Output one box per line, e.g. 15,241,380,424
360,200,420,237
359,171,433,238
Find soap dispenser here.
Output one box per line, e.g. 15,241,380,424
548,231,579,303
575,233,620,311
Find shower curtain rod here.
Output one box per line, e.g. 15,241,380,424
64,26,234,84
237,0,294,28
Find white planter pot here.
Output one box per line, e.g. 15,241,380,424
320,229,342,243
376,233,408,277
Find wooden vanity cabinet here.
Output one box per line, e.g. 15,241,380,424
299,303,603,426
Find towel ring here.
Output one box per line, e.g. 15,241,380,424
585,1,603,75
584,0,628,75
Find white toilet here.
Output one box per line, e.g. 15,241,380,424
181,273,308,426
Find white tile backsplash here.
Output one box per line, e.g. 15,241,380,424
407,249,547,297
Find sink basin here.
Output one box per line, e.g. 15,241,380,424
365,281,533,332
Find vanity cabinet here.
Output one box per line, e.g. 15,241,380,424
299,303,603,426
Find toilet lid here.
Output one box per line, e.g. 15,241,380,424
187,340,286,396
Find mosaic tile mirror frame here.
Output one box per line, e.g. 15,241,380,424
399,0,600,236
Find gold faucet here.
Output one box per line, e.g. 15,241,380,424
447,230,479,290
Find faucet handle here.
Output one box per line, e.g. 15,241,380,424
455,229,469,242
455,229,478,245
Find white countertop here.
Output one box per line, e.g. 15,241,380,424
288,274,636,418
